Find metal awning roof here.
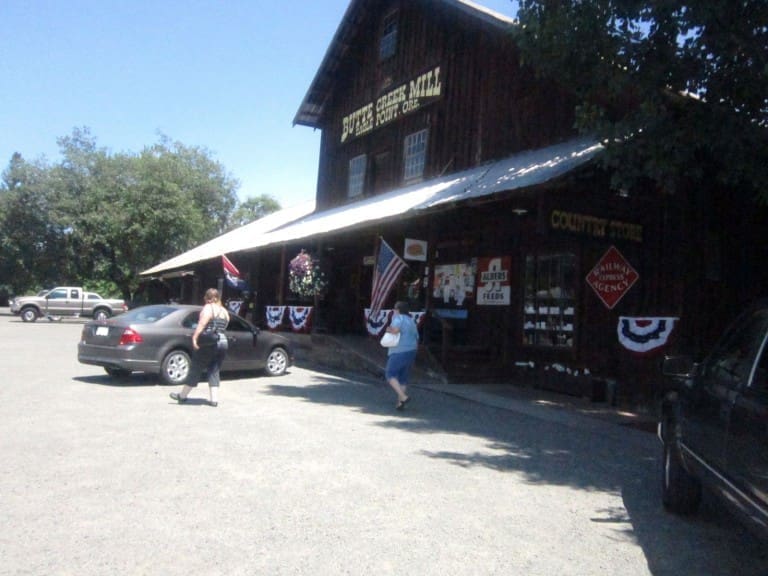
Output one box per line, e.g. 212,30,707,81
141,201,316,276
141,136,602,277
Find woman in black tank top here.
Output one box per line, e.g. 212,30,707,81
170,288,230,407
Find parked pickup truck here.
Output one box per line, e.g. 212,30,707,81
658,301,768,539
10,287,127,322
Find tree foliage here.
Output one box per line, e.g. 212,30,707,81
514,0,768,200
0,128,250,299
230,194,281,229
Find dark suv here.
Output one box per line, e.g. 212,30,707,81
658,303,768,535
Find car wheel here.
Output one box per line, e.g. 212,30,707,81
265,347,288,377
662,427,702,514
104,367,132,379
160,350,194,385
93,308,110,322
21,307,38,322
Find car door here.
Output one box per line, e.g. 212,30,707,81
222,315,258,370
682,310,768,478
65,288,82,314
724,310,768,526
45,288,69,315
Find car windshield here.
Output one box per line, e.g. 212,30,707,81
119,305,178,324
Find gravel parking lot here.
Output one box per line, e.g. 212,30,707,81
1,310,766,575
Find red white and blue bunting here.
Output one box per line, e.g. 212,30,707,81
617,316,678,354
364,308,426,336
288,306,313,333
365,308,392,336
265,306,286,330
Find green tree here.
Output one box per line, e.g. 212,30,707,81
514,0,768,200
1,128,240,299
230,194,281,228
0,153,73,294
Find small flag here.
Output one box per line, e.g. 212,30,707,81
369,238,408,317
222,254,249,291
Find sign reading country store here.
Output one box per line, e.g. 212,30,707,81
586,246,639,309
341,66,443,143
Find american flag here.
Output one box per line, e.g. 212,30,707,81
222,254,249,291
369,238,407,317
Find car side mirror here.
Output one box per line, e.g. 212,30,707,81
661,355,698,392
662,355,695,378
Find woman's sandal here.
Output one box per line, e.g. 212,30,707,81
396,397,411,411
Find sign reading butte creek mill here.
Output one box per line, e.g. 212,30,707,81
341,66,443,143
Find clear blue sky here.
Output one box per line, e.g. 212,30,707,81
0,0,518,209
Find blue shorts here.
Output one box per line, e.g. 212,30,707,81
385,350,417,384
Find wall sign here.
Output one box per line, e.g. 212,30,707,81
586,246,638,309
476,256,511,305
550,210,643,243
404,238,428,261
341,66,443,143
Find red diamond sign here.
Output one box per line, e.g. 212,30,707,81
586,246,639,309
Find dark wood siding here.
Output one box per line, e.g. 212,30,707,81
315,0,577,209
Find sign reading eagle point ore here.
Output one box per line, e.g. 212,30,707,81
586,246,638,309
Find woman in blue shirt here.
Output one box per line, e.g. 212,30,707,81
384,301,419,410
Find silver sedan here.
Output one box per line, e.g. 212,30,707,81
78,304,293,384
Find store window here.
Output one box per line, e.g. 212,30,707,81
523,252,576,347
379,12,398,61
404,129,428,182
348,154,366,198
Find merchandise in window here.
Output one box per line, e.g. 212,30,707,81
348,154,366,198
404,129,428,181
523,253,576,347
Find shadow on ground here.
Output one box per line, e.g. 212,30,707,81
264,370,768,576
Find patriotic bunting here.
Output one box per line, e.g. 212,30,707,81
617,317,678,354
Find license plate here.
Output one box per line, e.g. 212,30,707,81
96,326,109,336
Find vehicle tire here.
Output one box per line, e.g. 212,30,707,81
104,367,132,379
160,350,194,385
265,347,289,377
93,308,111,322
20,307,39,322
662,427,702,514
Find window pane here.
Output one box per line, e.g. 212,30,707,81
348,154,366,198
404,129,428,181
379,13,398,60
523,253,576,347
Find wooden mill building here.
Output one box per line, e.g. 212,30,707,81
143,0,768,403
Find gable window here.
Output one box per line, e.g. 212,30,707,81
379,12,398,61
403,129,428,182
348,154,367,198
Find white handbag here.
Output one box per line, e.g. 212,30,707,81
380,331,400,348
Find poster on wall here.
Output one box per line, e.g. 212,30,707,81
433,262,475,307
476,256,511,305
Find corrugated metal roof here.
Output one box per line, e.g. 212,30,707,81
141,136,602,277
140,201,316,276
255,137,602,245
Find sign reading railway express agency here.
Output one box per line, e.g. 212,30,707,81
587,246,639,309
341,66,443,143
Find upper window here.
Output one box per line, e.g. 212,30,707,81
348,154,367,198
403,129,428,182
379,12,398,61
